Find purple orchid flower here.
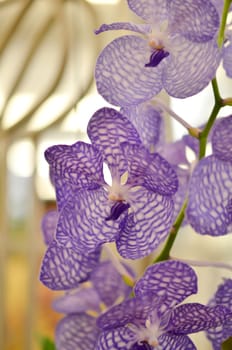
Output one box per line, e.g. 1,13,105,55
186,115,232,236
206,279,232,350
39,210,101,290
95,0,221,107
96,260,229,350
54,260,134,350
44,107,178,260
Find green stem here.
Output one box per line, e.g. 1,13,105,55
198,78,222,159
153,199,188,263
217,0,232,47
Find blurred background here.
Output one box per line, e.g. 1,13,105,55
0,1,231,349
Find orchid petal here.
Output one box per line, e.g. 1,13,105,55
55,313,99,350
135,261,197,311
187,156,232,236
117,189,174,259
39,240,101,290
95,36,163,107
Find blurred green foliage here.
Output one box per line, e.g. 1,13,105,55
222,337,232,350
40,336,56,350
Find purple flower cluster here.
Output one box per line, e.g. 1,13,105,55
96,260,229,350
49,260,230,350
38,1,232,349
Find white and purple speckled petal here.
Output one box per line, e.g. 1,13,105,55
95,35,163,107
168,0,219,42
160,140,189,166
121,103,164,151
186,156,232,236
207,279,232,350
55,188,120,251
211,0,224,14
87,108,141,176
97,295,156,330
96,327,134,350
135,261,197,311
45,141,104,190
168,303,230,334
213,279,232,308
95,22,151,35
90,261,132,307
52,287,101,314
39,240,101,290
121,143,178,195
158,334,196,350
163,37,221,98
56,313,99,350
212,115,232,162
207,325,232,350
127,0,168,23
117,190,174,259
52,178,76,211
41,210,58,245
223,42,232,78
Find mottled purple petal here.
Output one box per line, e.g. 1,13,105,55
52,288,101,314
96,327,134,350
127,0,168,23
211,0,224,14
55,313,99,350
117,190,174,259
121,143,178,195
95,36,163,107
212,115,232,162
97,295,157,330
95,22,151,35
135,261,197,311
45,141,104,191
168,0,219,42
87,108,141,176
163,37,221,98
55,188,120,251
160,140,189,166
168,303,230,334
158,334,196,350
41,210,58,245
213,279,232,308
49,176,75,211
223,42,232,78
39,240,101,290
207,326,232,350
121,103,164,151
187,156,232,236
91,261,132,307
207,279,232,350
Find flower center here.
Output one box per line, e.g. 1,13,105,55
145,21,170,67
127,317,162,349
106,176,131,221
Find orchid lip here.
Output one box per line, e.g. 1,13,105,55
106,201,130,221
145,48,169,67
